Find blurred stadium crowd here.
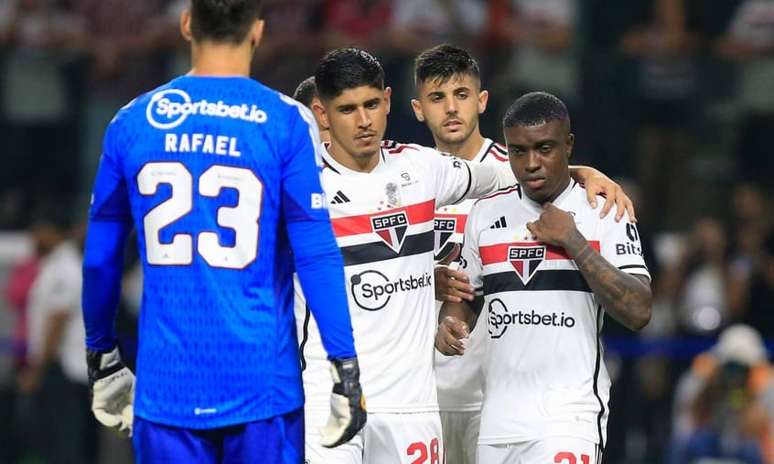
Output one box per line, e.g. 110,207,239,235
0,0,773,463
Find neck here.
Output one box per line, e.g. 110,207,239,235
435,128,485,161
546,176,572,203
329,139,381,173
190,41,252,77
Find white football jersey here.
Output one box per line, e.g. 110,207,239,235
434,139,512,412
296,141,514,414
462,181,650,446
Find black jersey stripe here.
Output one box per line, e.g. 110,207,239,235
480,140,497,162
340,230,434,266
593,304,606,451
619,264,649,272
299,303,312,372
482,270,592,294
322,158,340,174
452,161,474,205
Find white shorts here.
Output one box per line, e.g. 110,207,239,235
478,437,601,464
305,410,443,464
440,410,480,464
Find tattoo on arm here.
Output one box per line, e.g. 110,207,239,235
570,238,652,331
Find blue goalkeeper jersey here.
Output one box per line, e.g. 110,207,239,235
83,75,356,429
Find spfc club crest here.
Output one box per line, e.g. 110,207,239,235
508,245,546,284
434,218,457,254
371,211,409,253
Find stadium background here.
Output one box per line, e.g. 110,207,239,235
0,0,773,463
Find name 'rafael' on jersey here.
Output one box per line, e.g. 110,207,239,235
461,181,650,447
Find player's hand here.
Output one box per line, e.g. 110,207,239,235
435,244,474,303
86,347,135,438
582,171,636,223
435,316,470,356
320,357,367,448
527,203,584,250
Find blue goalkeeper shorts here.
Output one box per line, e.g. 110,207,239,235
133,408,303,463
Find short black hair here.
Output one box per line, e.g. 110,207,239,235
190,0,263,44
503,91,570,130
293,76,318,108
315,48,384,100
414,44,480,87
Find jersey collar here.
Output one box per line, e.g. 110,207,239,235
522,179,578,213
321,143,386,176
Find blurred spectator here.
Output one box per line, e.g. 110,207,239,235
661,218,730,335
0,0,86,227
17,212,96,464
727,184,770,320
67,0,170,206
323,0,393,50
669,324,773,464
389,0,487,52
4,246,38,370
737,233,774,337
251,0,325,93
619,0,700,229
497,0,579,102
716,0,774,185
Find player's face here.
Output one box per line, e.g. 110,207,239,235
316,85,390,161
412,74,487,146
504,120,574,204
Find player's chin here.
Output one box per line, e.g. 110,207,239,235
440,130,467,145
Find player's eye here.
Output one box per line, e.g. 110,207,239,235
510,148,525,157
430,95,443,102
457,92,468,100
365,100,380,110
538,143,554,154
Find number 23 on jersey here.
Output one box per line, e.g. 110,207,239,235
137,162,262,269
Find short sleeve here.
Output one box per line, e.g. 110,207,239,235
460,203,485,296
427,150,475,208
599,210,651,280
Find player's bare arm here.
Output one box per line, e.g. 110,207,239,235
569,166,636,222
435,300,475,356
527,203,652,331
434,243,475,303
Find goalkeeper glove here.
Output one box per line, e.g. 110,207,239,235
86,346,135,437
320,357,367,447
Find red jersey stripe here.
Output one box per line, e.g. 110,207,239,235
480,241,601,265
331,199,436,237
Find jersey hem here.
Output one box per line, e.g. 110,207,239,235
367,404,440,414
134,400,303,430
478,430,601,446
438,403,483,413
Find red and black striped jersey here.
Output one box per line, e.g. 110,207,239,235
296,141,514,414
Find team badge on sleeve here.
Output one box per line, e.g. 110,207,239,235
508,245,546,284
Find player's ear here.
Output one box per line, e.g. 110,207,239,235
566,132,575,160
249,19,265,49
384,87,392,115
312,99,328,129
311,97,329,130
410,98,424,122
180,9,192,42
478,89,489,115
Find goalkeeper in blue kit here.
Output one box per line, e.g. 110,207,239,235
81,1,366,462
